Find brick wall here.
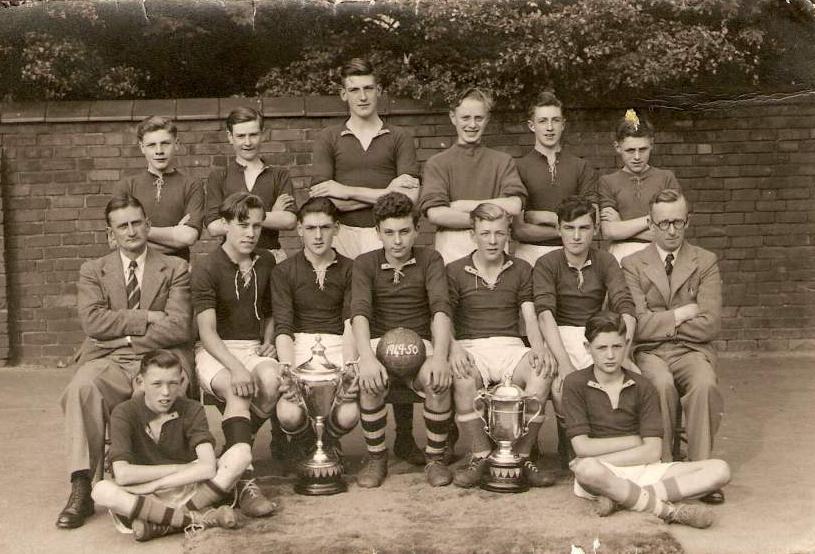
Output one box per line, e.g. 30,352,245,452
0,96,813,365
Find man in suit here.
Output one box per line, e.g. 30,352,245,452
621,189,725,504
56,193,192,529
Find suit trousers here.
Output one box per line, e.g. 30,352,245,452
60,352,141,481
636,342,724,462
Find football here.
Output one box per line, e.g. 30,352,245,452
376,327,427,380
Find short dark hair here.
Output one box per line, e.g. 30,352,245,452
451,87,494,113
556,196,596,225
226,106,264,134
219,191,266,223
136,115,177,142
373,192,418,226
105,193,146,226
138,349,183,377
297,196,338,223
585,311,627,343
527,91,564,120
615,109,655,142
340,58,376,85
470,202,509,228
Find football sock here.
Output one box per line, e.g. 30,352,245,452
222,416,252,449
360,403,388,454
645,477,683,502
619,480,672,519
185,480,228,511
130,495,189,528
423,405,451,458
457,412,492,458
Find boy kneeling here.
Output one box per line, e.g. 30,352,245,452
563,312,730,528
92,350,247,541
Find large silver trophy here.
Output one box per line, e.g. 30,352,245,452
474,374,542,493
286,336,356,496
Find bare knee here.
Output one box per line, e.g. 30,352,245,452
707,459,731,488
91,479,119,507
573,458,608,489
276,398,306,431
333,402,359,431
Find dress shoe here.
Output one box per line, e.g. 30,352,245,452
699,489,725,504
55,477,94,529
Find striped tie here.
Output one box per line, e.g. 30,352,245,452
126,260,140,309
665,253,674,277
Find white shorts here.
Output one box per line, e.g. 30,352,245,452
293,333,345,368
195,340,277,397
457,337,530,386
513,243,562,267
609,241,649,265
573,460,677,500
333,224,381,260
435,229,508,265
370,337,434,396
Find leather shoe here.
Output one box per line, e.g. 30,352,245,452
699,489,725,505
56,477,94,529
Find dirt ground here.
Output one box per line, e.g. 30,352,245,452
0,353,813,554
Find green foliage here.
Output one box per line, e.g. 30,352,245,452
0,0,812,105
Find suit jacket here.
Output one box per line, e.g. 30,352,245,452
75,248,193,372
621,242,721,364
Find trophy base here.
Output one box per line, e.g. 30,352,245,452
295,458,347,496
480,459,528,493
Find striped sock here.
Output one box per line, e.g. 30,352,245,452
619,480,672,519
424,405,451,458
130,495,190,528
184,480,228,511
645,477,683,502
457,412,492,458
360,403,388,454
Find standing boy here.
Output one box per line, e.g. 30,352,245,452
309,59,421,458
206,107,296,263
192,192,280,518
446,203,556,488
114,116,204,262
91,350,246,542
513,92,598,266
418,88,527,264
563,311,729,528
351,192,454,488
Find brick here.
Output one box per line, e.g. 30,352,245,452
87,146,121,157
45,101,92,123
87,169,120,181
261,96,305,118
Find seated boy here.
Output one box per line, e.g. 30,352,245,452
563,311,730,528
534,196,637,417
91,350,246,542
272,197,359,453
192,191,280,517
447,203,556,488
351,192,454,488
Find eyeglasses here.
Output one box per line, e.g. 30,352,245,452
652,219,688,231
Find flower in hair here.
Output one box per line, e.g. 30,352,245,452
624,109,640,131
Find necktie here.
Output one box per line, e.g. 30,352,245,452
126,260,140,309
665,253,674,277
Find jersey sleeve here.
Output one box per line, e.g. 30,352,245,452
350,254,375,322
271,263,295,339
393,127,419,178
532,256,558,316
425,250,453,320
204,167,227,227
183,177,205,233
185,402,216,451
191,259,218,315
108,403,136,465
417,155,451,215
598,174,617,211
310,127,335,185
562,373,591,438
498,156,528,205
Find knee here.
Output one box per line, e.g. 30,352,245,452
333,402,359,430
276,400,306,431
91,479,118,506
223,442,253,471
573,458,607,488
687,370,718,394
253,364,282,395
709,459,731,488
646,371,676,396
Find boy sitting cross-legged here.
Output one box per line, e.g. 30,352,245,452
563,311,730,528
91,350,247,542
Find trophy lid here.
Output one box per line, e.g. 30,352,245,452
294,336,341,378
490,374,523,400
